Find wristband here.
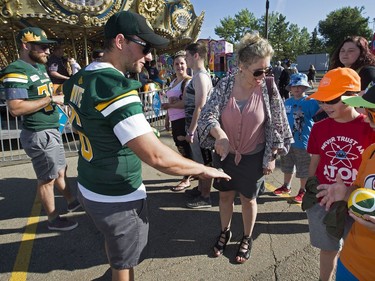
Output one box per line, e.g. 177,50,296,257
186,131,194,137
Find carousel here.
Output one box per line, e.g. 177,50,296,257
0,0,204,68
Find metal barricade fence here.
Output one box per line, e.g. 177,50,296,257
0,87,169,163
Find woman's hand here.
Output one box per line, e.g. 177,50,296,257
214,137,230,161
263,160,275,175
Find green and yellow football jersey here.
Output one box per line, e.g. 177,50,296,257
1,59,59,131
63,63,152,196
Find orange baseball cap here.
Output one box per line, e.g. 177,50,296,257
308,68,361,101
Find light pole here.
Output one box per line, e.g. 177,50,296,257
265,0,269,39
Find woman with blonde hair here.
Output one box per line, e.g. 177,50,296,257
198,32,292,263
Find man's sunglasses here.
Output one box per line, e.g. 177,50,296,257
251,67,271,77
365,108,375,123
30,43,51,51
124,36,152,55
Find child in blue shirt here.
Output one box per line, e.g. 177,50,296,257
274,73,320,203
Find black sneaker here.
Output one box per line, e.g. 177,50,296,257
186,196,212,209
67,199,81,212
48,216,78,231
185,186,201,198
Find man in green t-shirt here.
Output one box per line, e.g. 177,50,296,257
63,11,230,281
1,27,80,231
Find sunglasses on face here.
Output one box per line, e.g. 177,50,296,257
251,67,271,77
318,96,342,105
30,43,50,51
124,36,152,55
365,108,375,123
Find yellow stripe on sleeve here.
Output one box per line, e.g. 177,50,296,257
95,90,139,111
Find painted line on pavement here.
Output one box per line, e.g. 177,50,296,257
265,182,301,205
10,194,42,281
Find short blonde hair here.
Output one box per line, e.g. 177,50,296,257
236,32,274,66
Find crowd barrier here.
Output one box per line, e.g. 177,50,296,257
0,86,169,163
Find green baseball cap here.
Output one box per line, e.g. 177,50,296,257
104,11,169,48
17,27,56,44
341,82,375,109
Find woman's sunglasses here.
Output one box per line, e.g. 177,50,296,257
251,67,271,77
124,36,152,55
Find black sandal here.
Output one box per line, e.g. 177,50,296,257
236,235,252,263
213,227,232,257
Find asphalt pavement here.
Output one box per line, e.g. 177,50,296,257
0,132,320,281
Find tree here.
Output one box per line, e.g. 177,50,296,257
318,6,373,54
308,27,326,54
214,9,259,44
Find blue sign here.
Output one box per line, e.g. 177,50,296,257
152,93,161,117
57,105,68,133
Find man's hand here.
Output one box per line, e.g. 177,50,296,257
52,95,64,105
198,166,231,181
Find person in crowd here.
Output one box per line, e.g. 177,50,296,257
273,73,320,203
198,32,293,263
307,64,316,89
303,68,375,281
330,36,375,90
47,44,71,92
316,83,375,281
162,51,193,191
278,59,297,100
139,65,150,90
184,41,215,209
272,60,284,86
92,49,104,62
1,27,80,231
62,11,230,281
68,57,81,75
148,59,164,86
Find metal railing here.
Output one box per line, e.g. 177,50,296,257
0,87,169,163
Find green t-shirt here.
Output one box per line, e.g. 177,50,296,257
63,63,150,196
1,59,59,131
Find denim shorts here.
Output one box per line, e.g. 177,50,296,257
77,189,149,269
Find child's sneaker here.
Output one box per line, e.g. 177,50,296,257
273,185,291,195
293,190,305,204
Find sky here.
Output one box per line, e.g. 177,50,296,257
189,0,375,40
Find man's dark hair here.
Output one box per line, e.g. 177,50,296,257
92,49,104,60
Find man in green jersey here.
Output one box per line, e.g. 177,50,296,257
63,11,230,281
1,27,80,231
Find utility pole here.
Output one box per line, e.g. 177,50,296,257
265,0,269,39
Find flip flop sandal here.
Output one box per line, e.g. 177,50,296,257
171,180,191,192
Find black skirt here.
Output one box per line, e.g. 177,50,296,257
213,150,265,199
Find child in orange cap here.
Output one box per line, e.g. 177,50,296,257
316,83,375,281
304,68,375,281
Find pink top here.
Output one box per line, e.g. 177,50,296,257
165,79,189,121
221,86,266,165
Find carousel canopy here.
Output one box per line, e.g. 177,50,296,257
0,0,204,67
